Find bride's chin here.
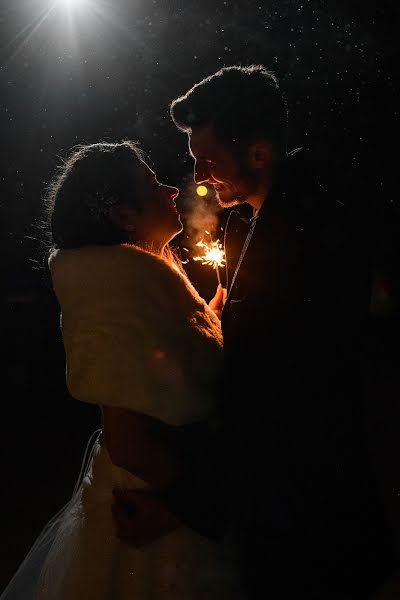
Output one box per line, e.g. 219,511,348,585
166,224,183,244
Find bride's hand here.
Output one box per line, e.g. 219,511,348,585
208,284,227,319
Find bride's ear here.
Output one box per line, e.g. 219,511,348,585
109,205,137,233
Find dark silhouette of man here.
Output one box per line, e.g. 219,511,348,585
113,65,399,599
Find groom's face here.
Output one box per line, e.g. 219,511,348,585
188,124,256,208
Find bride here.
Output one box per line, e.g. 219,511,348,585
0,141,244,599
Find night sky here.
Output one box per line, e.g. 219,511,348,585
0,0,399,590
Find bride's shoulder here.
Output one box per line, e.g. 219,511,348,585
49,244,206,309
49,243,171,280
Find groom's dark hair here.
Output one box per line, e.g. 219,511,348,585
170,64,289,155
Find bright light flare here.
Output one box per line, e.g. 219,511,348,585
57,0,91,14
58,0,85,7
193,232,226,286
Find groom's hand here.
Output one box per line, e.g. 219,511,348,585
111,488,181,548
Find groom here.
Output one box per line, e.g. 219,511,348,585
113,65,399,598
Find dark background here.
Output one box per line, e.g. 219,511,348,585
1,0,399,591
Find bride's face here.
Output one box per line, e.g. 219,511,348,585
129,160,182,249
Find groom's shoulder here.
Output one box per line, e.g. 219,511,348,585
273,148,331,221
283,148,356,222
276,149,364,264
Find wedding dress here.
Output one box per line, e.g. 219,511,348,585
0,245,245,599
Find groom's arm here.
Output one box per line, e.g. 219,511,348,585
159,429,231,540
112,421,232,544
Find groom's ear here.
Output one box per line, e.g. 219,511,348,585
247,140,272,169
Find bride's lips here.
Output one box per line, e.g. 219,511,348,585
166,194,178,209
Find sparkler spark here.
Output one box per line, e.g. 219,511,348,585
193,232,225,286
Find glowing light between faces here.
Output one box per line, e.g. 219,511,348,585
196,185,208,197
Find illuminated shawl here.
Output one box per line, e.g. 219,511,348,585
49,244,223,426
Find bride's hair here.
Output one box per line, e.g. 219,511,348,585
44,140,147,250
37,140,185,277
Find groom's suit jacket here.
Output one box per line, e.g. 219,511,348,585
220,148,398,598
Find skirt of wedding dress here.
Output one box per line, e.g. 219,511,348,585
0,430,245,600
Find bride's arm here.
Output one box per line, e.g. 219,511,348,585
102,404,223,546
103,402,231,544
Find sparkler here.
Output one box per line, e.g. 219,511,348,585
193,231,226,286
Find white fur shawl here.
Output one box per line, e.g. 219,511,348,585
49,244,223,426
